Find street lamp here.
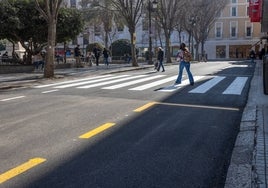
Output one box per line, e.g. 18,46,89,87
148,0,158,64
189,16,196,59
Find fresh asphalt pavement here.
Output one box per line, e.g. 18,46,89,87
225,60,268,188
0,61,267,187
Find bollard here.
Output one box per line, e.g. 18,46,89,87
263,55,268,95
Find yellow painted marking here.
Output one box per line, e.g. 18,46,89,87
133,102,158,112
158,102,239,111
133,101,238,112
0,158,46,184
79,123,116,139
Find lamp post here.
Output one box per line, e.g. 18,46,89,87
148,0,158,64
189,16,196,59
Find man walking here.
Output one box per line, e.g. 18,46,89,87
157,47,165,72
74,45,82,68
93,45,101,66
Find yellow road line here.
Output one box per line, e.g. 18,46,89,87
134,101,239,112
157,102,239,111
79,123,116,139
133,102,158,112
0,158,46,184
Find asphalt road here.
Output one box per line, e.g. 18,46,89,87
0,61,255,188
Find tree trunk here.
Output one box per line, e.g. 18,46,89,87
195,42,200,60
105,31,109,48
44,18,56,78
164,32,172,63
130,32,138,67
201,41,205,56
25,49,33,65
64,42,67,64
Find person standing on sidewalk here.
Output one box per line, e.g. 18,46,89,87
174,43,194,85
93,45,101,66
103,48,110,67
74,45,82,68
249,49,256,63
157,47,165,72
33,52,45,70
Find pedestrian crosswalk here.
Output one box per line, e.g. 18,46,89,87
34,74,249,95
222,77,248,95
189,76,226,93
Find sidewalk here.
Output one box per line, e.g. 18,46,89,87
225,61,268,188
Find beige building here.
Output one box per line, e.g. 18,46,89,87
205,0,263,60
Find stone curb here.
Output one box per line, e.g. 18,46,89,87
224,105,257,188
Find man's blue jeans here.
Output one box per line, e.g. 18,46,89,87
175,61,194,84
157,60,165,71
104,57,109,66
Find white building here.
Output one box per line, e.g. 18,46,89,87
64,0,264,60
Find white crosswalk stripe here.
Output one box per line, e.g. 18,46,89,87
222,77,248,95
189,76,225,94
34,74,113,88
54,75,129,88
102,75,166,90
34,73,248,95
77,75,152,89
159,76,204,92
128,75,178,91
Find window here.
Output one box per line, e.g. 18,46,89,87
216,46,226,58
231,0,236,3
216,28,222,38
215,22,222,38
70,0,76,8
245,21,253,37
231,7,237,16
116,23,124,32
246,26,252,37
94,25,101,36
231,27,236,37
230,21,237,38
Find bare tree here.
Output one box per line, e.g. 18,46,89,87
156,0,184,63
188,0,228,59
81,0,116,48
35,0,63,78
109,0,143,67
99,1,114,48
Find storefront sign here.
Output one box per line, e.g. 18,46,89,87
249,0,262,22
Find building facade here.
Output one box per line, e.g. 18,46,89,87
4,0,264,60
65,0,263,60
205,0,263,60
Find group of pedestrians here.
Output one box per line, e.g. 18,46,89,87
155,42,194,86
74,44,111,68
39,42,195,86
